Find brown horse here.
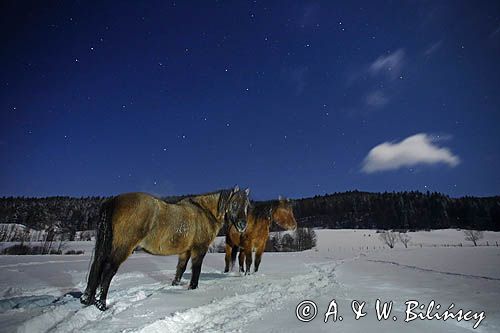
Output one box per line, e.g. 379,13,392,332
80,186,250,311
224,197,297,274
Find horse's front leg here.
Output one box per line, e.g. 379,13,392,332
244,249,253,275
172,251,191,286
238,249,245,273
188,248,207,289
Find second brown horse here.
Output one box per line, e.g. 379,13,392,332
225,197,297,274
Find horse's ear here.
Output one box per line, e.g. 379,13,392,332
233,185,239,192
278,195,282,201
244,188,250,196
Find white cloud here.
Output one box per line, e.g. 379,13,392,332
365,90,389,107
369,49,405,79
362,133,460,173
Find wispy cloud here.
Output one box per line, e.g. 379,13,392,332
365,90,389,108
489,25,500,38
369,49,405,79
344,48,405,112
299,3,320,27
424,40,443,56
287,66,308,95
362,133,460,173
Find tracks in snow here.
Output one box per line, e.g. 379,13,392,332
13,260,344,333
136,263,342,333
367,259,500,281
16,272,180,333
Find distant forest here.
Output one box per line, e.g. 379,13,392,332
0,191,499,238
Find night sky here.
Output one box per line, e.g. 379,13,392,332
1,1,500,200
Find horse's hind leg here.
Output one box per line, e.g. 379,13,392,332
188,247,208,289
172,251,191,285
94,247,131,311
94,259,119,311
254,243,265,273
224,244,232,273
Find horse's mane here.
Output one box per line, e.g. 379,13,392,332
162,188,233,204
251,200,280,221
217,189,234,218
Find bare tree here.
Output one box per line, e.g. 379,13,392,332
379,231,398,249
294,228,317,251
0,228,7,242
463,230,484,247
398,232,411,248
20,228,30,246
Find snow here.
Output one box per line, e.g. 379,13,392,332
0,229,499,332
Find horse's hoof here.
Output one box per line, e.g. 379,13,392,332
94,300,107,311
80,293,94,306
172,279,180,286
188,284,198,290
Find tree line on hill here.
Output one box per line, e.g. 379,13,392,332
290,191,499,231
0,191,498,240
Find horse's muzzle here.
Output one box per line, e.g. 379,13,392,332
235,220,247,233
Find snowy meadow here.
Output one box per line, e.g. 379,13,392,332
0,229,499,333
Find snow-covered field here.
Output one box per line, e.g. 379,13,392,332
1,229,499,333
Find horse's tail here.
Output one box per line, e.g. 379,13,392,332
96,198,114,262
85,199,114,293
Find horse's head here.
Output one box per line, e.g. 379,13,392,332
272,196,297,231
225,186,250,233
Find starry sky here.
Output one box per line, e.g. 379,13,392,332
1,1,500,200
